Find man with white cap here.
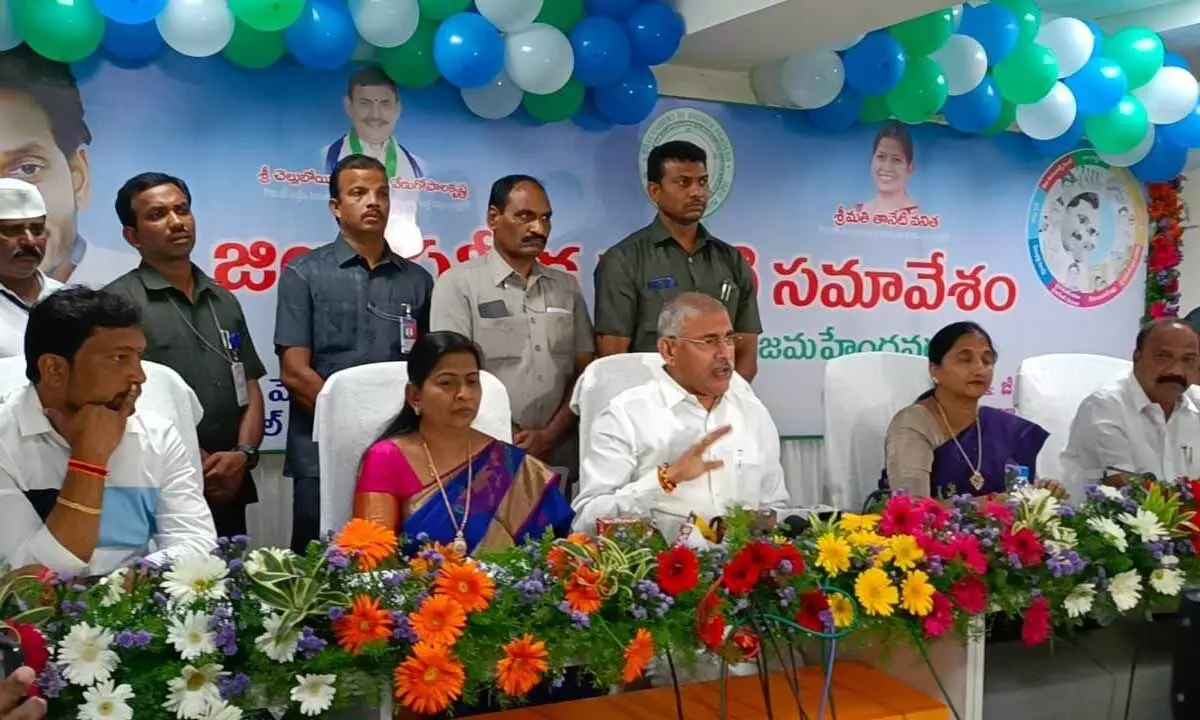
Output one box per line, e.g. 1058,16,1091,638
0,178,62,358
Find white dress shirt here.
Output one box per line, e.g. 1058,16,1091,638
0,272,62,358
0,385,217,576
1061,372,1200,486
572,364,791,537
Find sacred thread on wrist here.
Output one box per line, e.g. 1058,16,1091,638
68,458,108,479
657,464,677,494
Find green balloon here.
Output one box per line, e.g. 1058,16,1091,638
884,56,948,124
11,0,104,63
420,0,470,22
980,100,1016,137
1085,95,1149,155
888,8,954,57
228,0,306,33
535,0,584,33
223,21,285,69
859,94,891,124
1103,27,1164,90
992,42,1058,105
379,21,440,89
522,80,585,123
991,0,1041,46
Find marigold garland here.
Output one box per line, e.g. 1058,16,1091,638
1145,177,1188,322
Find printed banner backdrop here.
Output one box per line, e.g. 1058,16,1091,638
15,53,1148,449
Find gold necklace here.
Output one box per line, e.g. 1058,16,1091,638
420,437,472,556
933,399,984,491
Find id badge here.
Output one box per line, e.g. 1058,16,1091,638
400,316,417,355
231,362,248,408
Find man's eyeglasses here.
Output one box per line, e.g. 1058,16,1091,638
670,334,738,350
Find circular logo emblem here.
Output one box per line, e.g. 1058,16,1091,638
639,107,734,217
1027,148,1148,308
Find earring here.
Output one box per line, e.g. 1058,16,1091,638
414,406,422,416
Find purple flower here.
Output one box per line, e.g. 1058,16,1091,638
227,558,244,572
114,630,137,649
778,559,794,574
818,608,835,632
133,630,152,647
70,584,88,593
297,627,326,659
328,607,345,621
230,587,243,600
324,547,350,570
556,600,571,613
570,611,590,629
1057,504,1076,519
392,615,419,644
631,606,648,620
926,558,945,576
230,534,249,547
217,672,251,700
35,665,66,698
415,532,430,543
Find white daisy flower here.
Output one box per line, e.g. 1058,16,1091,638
162,555,229,604
1162,555,1180,569
1086,517,1128,553
1063,583,1096,619
1013,485,1060,525
1117,509,1168,544
78,680,135,720
1098,485,1124,501
254,614,300,663
98,569,127,608
164,664,224,720
58,624,119,687
1150,568,1184,597
1109,570,1143,612
167,611,216,660
202,702,243,720
290,674,336,717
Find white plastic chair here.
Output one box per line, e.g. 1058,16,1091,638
822,352,932,511
1014,353,1132,498
313,361,512,533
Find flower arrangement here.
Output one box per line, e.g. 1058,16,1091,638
1145,176,1188,322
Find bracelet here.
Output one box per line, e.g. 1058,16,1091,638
56,496,101,515
657,464,677,494
67,458,108,479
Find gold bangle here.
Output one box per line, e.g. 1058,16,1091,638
56,496,101,515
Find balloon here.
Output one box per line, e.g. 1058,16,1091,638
522,78,585,121
1082,18,1104,56
884,55,948,124
958,3,1018,65
842,31,906,96
156,0,235,58
889,7,954,57
222,20,284,68
993,42,1058,105
569,16,630,86
534,0,581,33
950,4,963,31
1065,57,1126,116
1160,103,1200,149
102,19,164,64
930,34,986,96
476,0,541,32
461,70,523,118
584,0,637,21
1164,51,1191,71
284,0,357,70
1103,27,1163,90
942,75,1001,134
11,0,105,62
1036,18,1094,79
505,22,573,95
1097,123,1154,167
350,0,419,48
980,100,1016,137
827,34,864,52
1131,131,1188,182
572,92,610,131
0,0,19,51
626,2,683,66
419,0,469,22
860,93,890,124
95,0,166,25
1028,114,1085,156
1133,66,1199,125
780,50,845,110
379,20,439,87
434,12,504,89
991,0,1040,46
1016,81,1077,140
228,0,303,32
1085,95,1149,154
749,60,793,107
592,64,657,125
806,86,863,132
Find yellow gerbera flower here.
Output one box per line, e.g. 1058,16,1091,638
885,535,925,571
900,570,936,617
828,592,855,628
854,568,898,617
815,534,852,576
846,530,888,549
838,513,880,533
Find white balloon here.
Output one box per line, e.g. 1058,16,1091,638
749,60,795,107
780,50,845,110
0,0,20,52
156,0,234,58
350,0,419,49
462,70,524,119
1016,82,1078,140
504,23,574,95
1098,124,1156,167
477,0,543,33
1133,66,1200,125
827,34,864,52
1036,17,1094,79
930,35,987,96
950,4,963,32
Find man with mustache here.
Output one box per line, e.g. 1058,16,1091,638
0,179,61,358
430,175,593,480
1063,319,1200,486
572,292,789,539
105,173,267,539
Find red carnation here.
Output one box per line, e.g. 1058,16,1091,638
1021,596,1051,646
655,546,700,597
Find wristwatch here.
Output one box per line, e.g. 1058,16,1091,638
236,445,260,471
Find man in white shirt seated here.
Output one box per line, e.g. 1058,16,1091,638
572,292,790,538
0,179,62,358
0,287,216,577
1062,319,1200,487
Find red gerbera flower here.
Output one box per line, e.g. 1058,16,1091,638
1021,596,1051,646
738,541,780,574
795,591,830,633
949,534,988,575
917,497,949,529
983,501,1014,528
922,593,954,639
721,555,760,595
879,495,922,536
950,575,988,615
775,543,805,575
696,588,726,650
729,626,761,661
1001,528,1044,567
655,546,700,597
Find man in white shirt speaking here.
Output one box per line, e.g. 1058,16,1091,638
1062,319,1200,489
0,178,61,358
0,286,216,577
572,291,790,538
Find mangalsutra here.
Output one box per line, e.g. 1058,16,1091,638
420,437,472,556
934,399,984,491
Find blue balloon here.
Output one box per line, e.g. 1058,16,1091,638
284,0,358,71
584,0,639,21
1028,115,1086,157
1065,57,1126,116
626,2,683,66
434,12,504,89
1132,132,1188,182
1082,18,1104,58
1160,102,1200,148
959,4,1019,66
1164,51,1192,71
95,0,166,25
572,93,612,132
593,65,658,125
942,76,1001,134
570,17,631,86
842,30,905,96
805,86,863,132
102,20,164,65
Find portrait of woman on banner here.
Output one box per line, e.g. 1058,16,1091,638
861,121,920,217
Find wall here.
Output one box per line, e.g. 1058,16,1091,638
1179,177,1200,315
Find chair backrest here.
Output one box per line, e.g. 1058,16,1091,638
313,361,512,533
823,352,932,510
1014,353,1132,494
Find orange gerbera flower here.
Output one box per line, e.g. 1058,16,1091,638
333,519,397,571
622,628,654,683
434,562,495,613
408,595,467,647
393,642,465,715
564,565,604,615
334,595,394,654
495,634,549,697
